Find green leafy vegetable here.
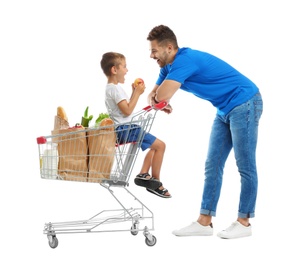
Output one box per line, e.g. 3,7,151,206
95,113,110,126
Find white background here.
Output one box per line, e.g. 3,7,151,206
1,0,285,259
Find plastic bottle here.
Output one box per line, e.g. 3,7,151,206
42,142,59,179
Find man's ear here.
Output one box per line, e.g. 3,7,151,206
167,43,173,52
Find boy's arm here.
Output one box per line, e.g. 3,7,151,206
118,83,145,116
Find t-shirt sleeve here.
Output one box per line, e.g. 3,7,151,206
155,66,169,86
167,55,199,84
112,85,129,104
156,55,199,85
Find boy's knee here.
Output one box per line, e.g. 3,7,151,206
160,140,166,150
153,139,165,150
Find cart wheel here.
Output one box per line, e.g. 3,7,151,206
48,236,59,249
145,235,157,246
130,224,139,236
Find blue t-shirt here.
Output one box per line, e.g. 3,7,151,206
156,47,259,115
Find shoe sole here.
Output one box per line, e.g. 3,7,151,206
134,178,162,189
217,233,252,239
173,232,213,236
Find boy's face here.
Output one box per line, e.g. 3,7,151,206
115,59,128,84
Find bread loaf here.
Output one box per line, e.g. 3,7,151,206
57,106,68,121
100,118,114,127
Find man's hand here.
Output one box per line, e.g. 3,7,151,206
152,97,173,114
148,92,157,106
162,104,173,114
147,89,173,113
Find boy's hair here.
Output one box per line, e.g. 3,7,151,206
100,52,125,77
147,25,178,49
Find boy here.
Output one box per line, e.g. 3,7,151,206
100,52,171,198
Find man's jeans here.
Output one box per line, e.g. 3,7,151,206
200,92,263,218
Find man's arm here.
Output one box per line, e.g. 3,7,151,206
147,85,159,105
147,80,181,114
154,79,181,102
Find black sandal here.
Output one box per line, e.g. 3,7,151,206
135,173,151,180
134,173,162,190
146,187,171,198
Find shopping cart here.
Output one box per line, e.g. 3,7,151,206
36,101,167,248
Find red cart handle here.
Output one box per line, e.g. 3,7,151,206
143,101,168,111
37,136,47,144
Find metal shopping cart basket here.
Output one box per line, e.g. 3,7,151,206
36,101,167,248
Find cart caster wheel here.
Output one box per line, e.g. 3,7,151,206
145,235,157,246
48,236,58,249
130,224,139,236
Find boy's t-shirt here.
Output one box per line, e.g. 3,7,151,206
105,83,132,124
105,83,156,151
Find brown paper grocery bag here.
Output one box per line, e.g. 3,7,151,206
52,126,88,182
54,115,69,130
87,119,116,183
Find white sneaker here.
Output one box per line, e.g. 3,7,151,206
217,221,252,239
172,221,213,236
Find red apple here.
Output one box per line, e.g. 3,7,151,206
134,78,144,87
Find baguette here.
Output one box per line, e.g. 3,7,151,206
57,106,68,121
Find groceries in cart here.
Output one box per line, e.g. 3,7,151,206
37,104,168,185
38,106,117,183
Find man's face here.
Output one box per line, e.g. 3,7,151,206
149,40,170,68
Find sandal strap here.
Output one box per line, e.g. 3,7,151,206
150,177,160,182
152,186,168,194
146,187,171,198
136,173,150,179
160,188,168,194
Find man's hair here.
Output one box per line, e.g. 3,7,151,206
147,25,178,49
100,52,125,77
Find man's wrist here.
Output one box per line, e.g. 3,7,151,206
153,95,159,103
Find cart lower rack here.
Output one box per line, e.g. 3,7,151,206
37,102,167,248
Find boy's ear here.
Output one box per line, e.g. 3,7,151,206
111,66,117,74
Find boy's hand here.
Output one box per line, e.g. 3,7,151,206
132,78,144,91
133,82,145,94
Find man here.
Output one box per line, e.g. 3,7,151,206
146,24,263,239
